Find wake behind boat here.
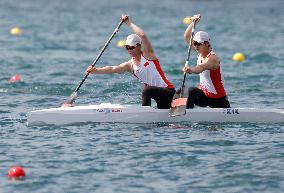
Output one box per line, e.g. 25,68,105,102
27,103,284,126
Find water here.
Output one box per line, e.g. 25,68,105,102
0,0,283,192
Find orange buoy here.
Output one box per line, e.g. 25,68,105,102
9,74,21,83
7,166,26,180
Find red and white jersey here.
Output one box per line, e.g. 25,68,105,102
131,53,174,89
197,50,227,98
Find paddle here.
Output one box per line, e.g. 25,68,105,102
62,19,125,106
169,20,197,117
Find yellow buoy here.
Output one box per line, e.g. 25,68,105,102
232,52,245,62
117,40,126,47
183,17,192,25
10,27,22,36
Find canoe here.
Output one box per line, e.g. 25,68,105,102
26,103,284,126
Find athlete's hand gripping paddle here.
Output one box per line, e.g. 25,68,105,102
62,19,125,107
169,20,197,116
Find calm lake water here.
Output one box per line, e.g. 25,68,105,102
0,0,283,192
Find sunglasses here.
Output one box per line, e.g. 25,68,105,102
125,45,137,50
193,41,203,46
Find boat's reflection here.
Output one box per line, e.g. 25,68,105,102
158,122,225,131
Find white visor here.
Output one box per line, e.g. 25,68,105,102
193,31,210,43
125,34,142,46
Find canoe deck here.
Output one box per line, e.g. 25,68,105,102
27,103,284,126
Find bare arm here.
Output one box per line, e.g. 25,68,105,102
122,14,156,60
86,61,132,74
183,55,220,74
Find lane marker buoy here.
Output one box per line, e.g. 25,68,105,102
10,27,22,36
9,74,21,83
232,52,245,62
117,40,126,47
183,17,192,25
8,166,26,180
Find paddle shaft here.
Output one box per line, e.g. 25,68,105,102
73,20,124,93
169,20,197,116
181,20,197,93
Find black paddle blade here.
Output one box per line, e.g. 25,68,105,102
169,87,189,117
62,92,78,106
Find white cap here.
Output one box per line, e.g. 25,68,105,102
193,31,210,43
125,34,142,46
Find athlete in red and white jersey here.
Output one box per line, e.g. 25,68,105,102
87,14,175,109
131,53,174,89
182,14,230,108
198,50,227,98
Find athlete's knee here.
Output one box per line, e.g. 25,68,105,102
186,87,196,108
142,86,154,97
142,86,154,106
188,87,199,95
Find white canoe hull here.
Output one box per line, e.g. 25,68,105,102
27,103,284,126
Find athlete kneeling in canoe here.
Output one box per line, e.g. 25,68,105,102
86,14,175,109
183,14,230,108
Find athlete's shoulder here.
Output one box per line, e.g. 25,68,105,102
142,52,158,61
209,54,219,62
207,54,220,70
